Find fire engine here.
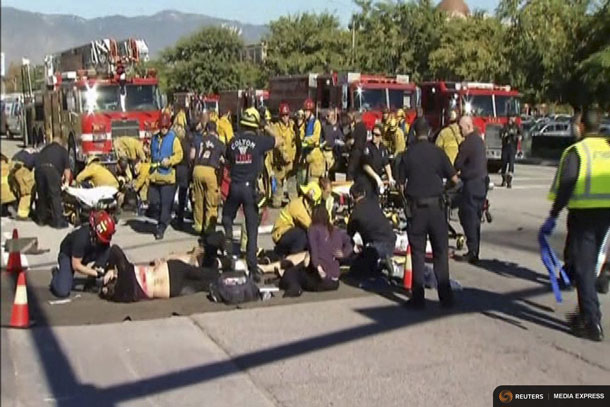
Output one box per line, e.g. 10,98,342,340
420,81,521,171
268,72,419,129
174,92,220,114
25,38,162,171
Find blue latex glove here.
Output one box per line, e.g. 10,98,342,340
540,216,557,235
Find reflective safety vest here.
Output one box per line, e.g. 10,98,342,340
151,131,176,175
548,136,610,209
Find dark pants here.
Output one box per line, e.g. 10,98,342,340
349,238,396,277
35,165,64,227
347,149,363,181
568,209,610,326
406,199,452,303
222,182,259,272
275,227,308,256
175,164,190,222
280,262,339,297
148,183,176,232
501,144,516,174
459,178,487,257
357,174,379,198
51,246,111,298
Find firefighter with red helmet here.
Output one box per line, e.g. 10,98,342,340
149,112,183,240
269,103,298,207
51,210,116,298
299,98,324,185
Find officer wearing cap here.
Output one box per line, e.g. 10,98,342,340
222,107,283,279
271,181,321,256
398,119,460,308
360,123,396,197
76,156,119,188
149,112,183,240
191,120,226,235
543,107,610,342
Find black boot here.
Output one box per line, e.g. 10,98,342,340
500,174,506,187
506,173,513,189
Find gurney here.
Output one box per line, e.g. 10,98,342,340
63,186,118,225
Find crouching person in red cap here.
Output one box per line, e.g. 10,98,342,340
50,211,116,298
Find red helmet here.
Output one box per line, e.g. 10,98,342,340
89,211,116,244
303,98,315,111
159,112,172,129
279,103,290,116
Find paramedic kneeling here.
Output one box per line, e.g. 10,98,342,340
50,211,116,298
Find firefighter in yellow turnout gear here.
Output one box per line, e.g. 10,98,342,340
1,154,17,211
191,121,226,235
271,181,322,256
299,99,324,185
114,137,147,163
435,110,463,165
270,103,298,208
8,149,37,219
384,117,406,157
76,156,119,188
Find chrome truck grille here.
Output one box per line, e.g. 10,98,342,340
484,124,503,160
111,119,140,138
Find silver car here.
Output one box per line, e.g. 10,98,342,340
531,121,571,138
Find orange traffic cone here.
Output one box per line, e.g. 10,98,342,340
6,228,24,273
403,244,412,290
10,271,30,328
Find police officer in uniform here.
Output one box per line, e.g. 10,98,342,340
398,120,460,308
10,148,37,220
455,116,488,264
543,107,610,341
149,112,183,240
222,107,283,278
191,121,225,235
500,115,522,188
35,137,71,228
346,111,368,181
360,124,396,198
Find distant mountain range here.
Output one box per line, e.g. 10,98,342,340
0,7,268,66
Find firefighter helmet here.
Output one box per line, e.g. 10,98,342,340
86,155,101,166
279,103,290,116
159,112,172,129
448,109,458,122
89,210,116,244
296,109,304,118
396,109,406,118
303,98,315,111
240,107,261,129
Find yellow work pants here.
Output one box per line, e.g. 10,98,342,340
323,150,335,175
272,161,293,208
192,165,219,233
9,166,34,218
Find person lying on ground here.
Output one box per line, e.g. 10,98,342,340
278,205,353,297
51,211,116,298
99,245,221,302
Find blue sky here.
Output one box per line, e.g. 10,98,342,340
4,0,499,25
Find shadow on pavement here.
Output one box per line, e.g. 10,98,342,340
475,259,550,285
124,219,157,235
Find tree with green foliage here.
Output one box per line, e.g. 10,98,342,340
160,26,264,94
264,13,350,76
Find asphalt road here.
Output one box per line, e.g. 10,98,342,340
2,137,609,406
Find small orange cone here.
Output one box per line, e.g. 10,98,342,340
10,271,30,328
403,244,412,290
6,229,24,273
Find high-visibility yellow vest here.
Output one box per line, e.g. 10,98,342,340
548,136,610,209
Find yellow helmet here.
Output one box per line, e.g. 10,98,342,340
396,109,406,119
389,117,398,131
448,109,458,122
240,107,261,129
299,181,322,203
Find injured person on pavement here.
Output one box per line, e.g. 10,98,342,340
99,231,230,302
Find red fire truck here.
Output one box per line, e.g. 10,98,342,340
268,72,419,129
27,38,162,171
420,81,521,171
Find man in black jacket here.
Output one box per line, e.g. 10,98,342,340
455,116,488,264
35,137,71,228
346,111,368,181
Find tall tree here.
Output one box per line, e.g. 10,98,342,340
264,13,350,76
